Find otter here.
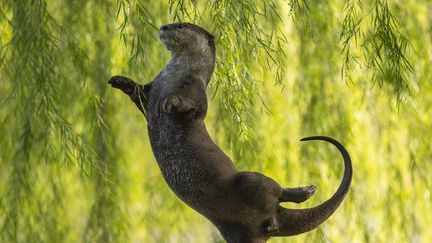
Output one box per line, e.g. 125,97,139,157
108,22,352,243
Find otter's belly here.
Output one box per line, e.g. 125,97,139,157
147,125,219,206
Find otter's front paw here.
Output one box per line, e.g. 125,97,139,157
162,96,181,113
108,75,136,95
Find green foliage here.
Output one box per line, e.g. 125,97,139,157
340,0,413,101
0,0,431,242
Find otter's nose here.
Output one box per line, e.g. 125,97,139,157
160,25,169,31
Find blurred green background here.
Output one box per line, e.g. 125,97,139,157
0,0,431,242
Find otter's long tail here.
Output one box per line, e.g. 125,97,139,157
269,136,353,237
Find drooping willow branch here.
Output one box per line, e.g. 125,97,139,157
340,0,413,101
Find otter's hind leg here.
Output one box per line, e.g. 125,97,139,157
279,185,317,203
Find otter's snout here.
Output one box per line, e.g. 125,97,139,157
159,23,184,32
159,24,175,39
159,23,183,44
160,25,169,31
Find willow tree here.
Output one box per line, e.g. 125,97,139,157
0,0,431,243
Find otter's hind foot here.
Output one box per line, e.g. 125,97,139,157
279,185,317,203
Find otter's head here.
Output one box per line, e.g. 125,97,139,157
159,22,215,59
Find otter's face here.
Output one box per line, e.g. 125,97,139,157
159,23,215,56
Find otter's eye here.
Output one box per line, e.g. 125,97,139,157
178,24,184,29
